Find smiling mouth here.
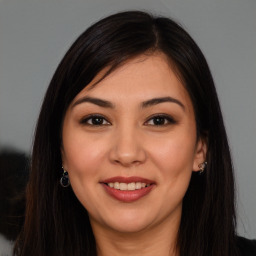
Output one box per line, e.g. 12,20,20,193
105,182,151,191
100,177,155,202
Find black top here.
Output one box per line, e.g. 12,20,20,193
237,236,256,256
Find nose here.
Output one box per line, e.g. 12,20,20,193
109,126,146,167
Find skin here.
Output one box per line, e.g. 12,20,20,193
62,53,207,256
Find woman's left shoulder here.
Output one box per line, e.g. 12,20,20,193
236,236,256,256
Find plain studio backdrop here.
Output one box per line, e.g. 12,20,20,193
0,0,255,240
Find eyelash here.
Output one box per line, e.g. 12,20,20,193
80,114,177,127
80,114,111,126
145,114,177,126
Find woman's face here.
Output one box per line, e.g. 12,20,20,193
62,53,206,234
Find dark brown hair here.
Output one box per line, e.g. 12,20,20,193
0,149,29,241
14,11,238,256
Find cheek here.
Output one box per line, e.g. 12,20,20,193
149,131,196,174
159,138,195,197
62,132,106,209
147,128,197,200
63,135,105,177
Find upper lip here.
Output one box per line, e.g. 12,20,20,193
101,176,155,184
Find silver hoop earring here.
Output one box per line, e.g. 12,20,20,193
60,167,70,187
198,161,207,174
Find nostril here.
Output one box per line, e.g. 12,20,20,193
113,159,143,167
109,136,147,166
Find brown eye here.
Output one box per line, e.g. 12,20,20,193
145,115,176,126
80,115,110,126
152,116,166,125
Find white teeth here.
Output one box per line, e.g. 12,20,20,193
114,182,120,189
127,182,135,190
107,182,151,191
119,183,128,190
135,182,141,189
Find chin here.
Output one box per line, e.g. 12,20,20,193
91,209,156,234
106,219,152,234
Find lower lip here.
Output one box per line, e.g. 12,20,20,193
102,183,155,202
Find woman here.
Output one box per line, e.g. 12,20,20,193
14,11,256,256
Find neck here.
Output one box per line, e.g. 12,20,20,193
91,213,180,256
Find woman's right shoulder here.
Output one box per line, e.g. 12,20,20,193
236,236,256,256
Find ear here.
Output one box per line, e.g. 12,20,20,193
192,136,208,172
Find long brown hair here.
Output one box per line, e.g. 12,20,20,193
14,11,239,256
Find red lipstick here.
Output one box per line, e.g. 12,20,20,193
101,176,155,184
100,176,155,203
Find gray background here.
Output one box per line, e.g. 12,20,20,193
0,0,255,238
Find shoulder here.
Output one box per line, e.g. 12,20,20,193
236,236,256,256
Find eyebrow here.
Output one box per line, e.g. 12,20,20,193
72,96,114,108
141,97,185,110
72,96,185,110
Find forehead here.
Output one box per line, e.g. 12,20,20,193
71,53,193,112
